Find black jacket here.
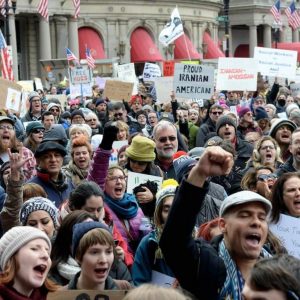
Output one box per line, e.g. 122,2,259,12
275,156,296,177
196,118,216,147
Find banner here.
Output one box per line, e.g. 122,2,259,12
143,63,161,80
159,7,184,46
127,171,163,194
216,58,258,91
103,80,134,102
254,47,297,79
163,61,175,76
173,63,214,99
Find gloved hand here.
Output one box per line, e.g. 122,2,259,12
100,124,119,150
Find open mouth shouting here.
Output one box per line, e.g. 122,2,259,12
245,232,262,249
94,267,109,279
33,264,48,278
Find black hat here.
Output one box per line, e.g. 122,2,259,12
71,110,85,120
255,107,269,121
35,141,67,158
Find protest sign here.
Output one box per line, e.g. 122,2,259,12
0,78,23,112
69,66,92,85
117,63,138,95
295,69,300,83
216,58,258,91
103,80,134,102
110,140,128,166
20,91,29,118
254,47,297,79
70,82,93,98
47,290,127,300
173,63,214,99
143,63,161,80
34,78,44,90
17,80,34,92
290,83,300,97
270,214,300,259
153,76,173,104
163,61,175,76
95,76,107,89
127,171,163,194
45,94,67,108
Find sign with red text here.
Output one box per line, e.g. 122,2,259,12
163,60,175,76
216,58,258,91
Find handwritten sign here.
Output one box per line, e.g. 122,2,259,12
117,63,138,95
290,83,300,97
110,140,128,166
103,80,134,102
17,80,34,92
216,58,258,91
69,66,92,85
95,76,107,89
153,76,173,104
143,63,161,80
254,47,297,79
163,61,175,76
173,63,214,99
47,290,127,300
45,94,68,108
0,78,23,112
69,82,93,98
6,88,21,112
270,214,300,259
127,171,163,194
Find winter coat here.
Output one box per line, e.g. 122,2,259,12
0,284,48,300
275,156,296,177
196,118,216,147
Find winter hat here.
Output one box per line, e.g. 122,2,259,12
265,104,276,113
126,136,156,162
156,179,179,206
290,110,300,120
269,119,296,138
28,91,40,102
216,115,237,134
255,107,269,121
25,121,45,136
173,155,197,183
188,147,205,159
204,136,223,148
173,151,188,160
159,112,174,123
142,105,154,112
20,197,58,226
43,124,68,147
71,109,85,121
95,98,106,107
61,111,71,119
72,221,110,257
219,191,272,217
35,141,67,158
0,116,14,126
130,95,143,106
286,103,299,117
47,103,61,111
0,226,51,270
41,98,49,105
238,106,251,118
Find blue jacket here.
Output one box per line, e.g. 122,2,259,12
132,230,174,286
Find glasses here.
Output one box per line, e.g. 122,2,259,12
31,99,41,103
32,128,45,134
260,145,275,151
114,113,123,118
211,111,223,115
137,115,146,119
158,136,177,143
0,125,14,130
130,159,147,166
258,174,278,181
245,112,253,116
107,175,127,182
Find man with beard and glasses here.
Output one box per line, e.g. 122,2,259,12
0,116,36,181
153,120,178,179
21,91,43,122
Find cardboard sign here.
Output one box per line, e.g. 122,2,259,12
45,94,68,108
143,63,161,80
127,171,163,194
69,82,93,98
47,290,127,300
290,83,300,97
17,80,34,92
110,140,128,166
254,47,297,79
117,63,138,95
153,76,173,104
270,214,300,259
0,78,23,112
163,61,175,76
103,80,134,102
173,63,214,99
216,58,258,91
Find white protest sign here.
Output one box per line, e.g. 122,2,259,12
34,78,44,90
277,112,288,119
5,88,21,112
69,66,92,85
153,76,173,104
229,105,238,115
290,83,300,97
117,63,138,95
270,214,300,259
173,63,214,99
69,82,93,98
216,58,258,91
127,171,163,194
20,91,29,118
94,77,107,89
143,63,162,80
109,140,128,166
294,69,300,83
254,47,297,79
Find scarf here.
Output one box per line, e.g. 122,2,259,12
57,256,81,280
66,161,89,186
105,192,138,219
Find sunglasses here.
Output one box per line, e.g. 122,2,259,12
130,159,148,166
114,113,123,118
258,174,278,181
32,128,45,134
158,136,177,143
211,111,223,115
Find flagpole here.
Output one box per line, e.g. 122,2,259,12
183,34,191,61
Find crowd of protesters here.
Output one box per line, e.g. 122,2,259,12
0,75,299,299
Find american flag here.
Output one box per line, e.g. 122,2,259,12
66,48,78,63
0,0,10,17
37,0,49,22
72,0,80,18
0,29,13,81
270,0,281,23
86,47,95,69
285,1,300,30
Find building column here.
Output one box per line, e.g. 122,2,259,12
157,21,166,60
107,19,117,61
55,16,68,59
68,18,79,58
8,14,18,80
279,26,286,42
263,24,272,48
293,29,299,42
118,20,128,63
249,25,257,57
192,22,199,56
229,26,233,57
39,17,51,60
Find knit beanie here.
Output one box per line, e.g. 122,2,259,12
216,115,237,134
47,103,61,111
20,197,59,226
255,107,269,121
286,103,299,117
95,98,106,107
0,226,51,270
269,119,296,138
72,221,111,257
156,179,179,207
173,155,197,183
126,136,156,162
238,106,251,118
28,91,40,102
25,121,45,136
71,109,85,120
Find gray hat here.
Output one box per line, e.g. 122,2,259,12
219,191,272,217
216,115,237,134
0,226,51,270
0,116,14,126
43,124,68,147
269,119,296,138
188,147,205,159
35,141,67,158
28,91,40,102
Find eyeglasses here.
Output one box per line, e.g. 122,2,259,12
107,175,127,182
158,136,177,143
130,159,148,166
258,174,278,181
0,125,14,130
260,145,275,151
32,128,45,134
211,111,223,115
137,115,146,119
31,99,41,103
245,112,253,116
114,113,123,118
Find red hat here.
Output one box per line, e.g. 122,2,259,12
130,95,142,106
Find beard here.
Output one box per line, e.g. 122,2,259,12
0,135,17,153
